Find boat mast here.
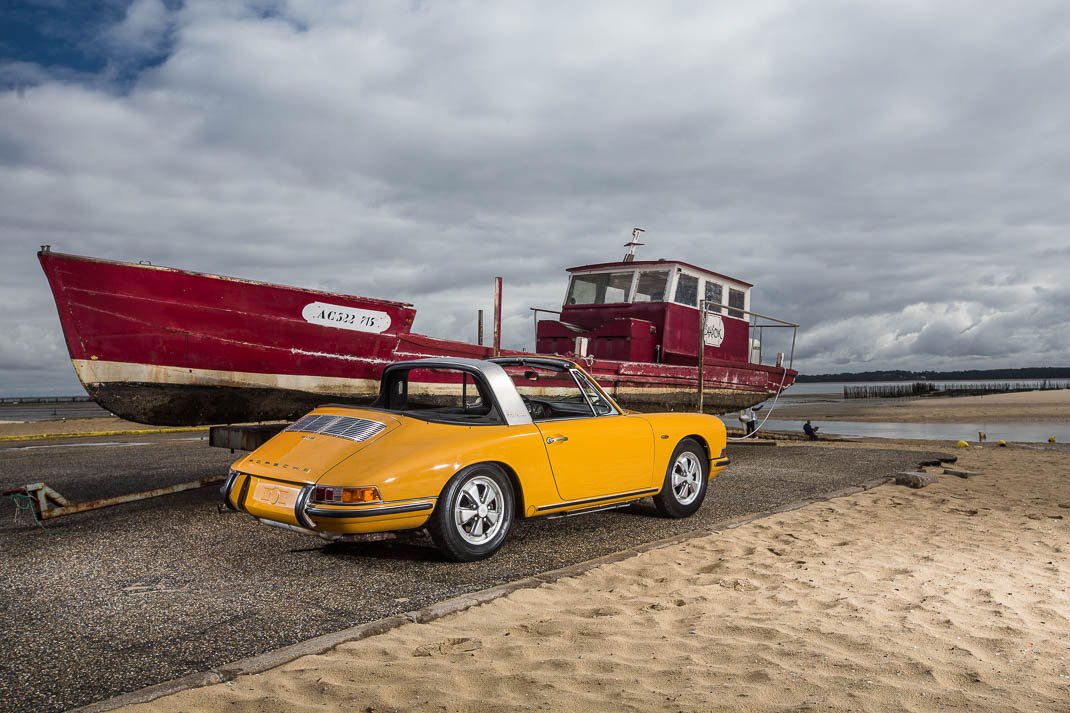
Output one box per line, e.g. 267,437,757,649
623,228,645,262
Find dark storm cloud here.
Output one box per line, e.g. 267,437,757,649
1,0,1069,395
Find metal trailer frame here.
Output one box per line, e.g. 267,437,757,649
4,477,225,522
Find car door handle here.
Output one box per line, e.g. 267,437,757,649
545,436,569,444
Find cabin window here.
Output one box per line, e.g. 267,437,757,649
566,271,633,305
633,270,669,302
674,274,699,307
705,282,723,313
728,288,746,318
603,272,633,303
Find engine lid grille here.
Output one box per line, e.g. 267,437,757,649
285,414,387,442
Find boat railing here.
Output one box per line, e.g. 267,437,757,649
529,307,588,340
699,300,799,371
530,307,562,339
531,304,799,371
697,301,798,412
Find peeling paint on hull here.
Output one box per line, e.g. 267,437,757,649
84,377,776,425
71,354,786,424
80,360,785,424
84,382,373,426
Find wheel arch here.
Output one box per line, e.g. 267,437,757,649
653,433,710,518
462,460,526,519
681,434,712,461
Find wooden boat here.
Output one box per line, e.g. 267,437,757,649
38,241,796,425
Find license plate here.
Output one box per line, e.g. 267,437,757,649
252,481,300,509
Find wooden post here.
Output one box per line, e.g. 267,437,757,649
493,277,503,357
477,309,484,346
697,300,706,413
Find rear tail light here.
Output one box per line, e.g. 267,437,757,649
310,486,381,504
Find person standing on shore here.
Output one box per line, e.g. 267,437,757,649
739,408,756,436
803,420,819,440
738,404,763,436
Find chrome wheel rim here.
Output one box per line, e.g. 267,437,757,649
671,451,702,505
454,475,505,545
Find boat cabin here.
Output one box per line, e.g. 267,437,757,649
536,260,754,366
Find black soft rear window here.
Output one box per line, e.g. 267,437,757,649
375,367,502,425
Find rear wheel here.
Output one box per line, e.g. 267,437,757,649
653,438,708,518
429,464,514,561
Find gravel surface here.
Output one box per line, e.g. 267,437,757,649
0,435,949,712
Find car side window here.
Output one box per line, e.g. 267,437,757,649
504,365,596,421
572,371,615,416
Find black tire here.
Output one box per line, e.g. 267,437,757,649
652,438,708,518
429,463,514,561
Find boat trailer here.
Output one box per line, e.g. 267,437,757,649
4,425,289,524
4,476,226,523
208,423,288,452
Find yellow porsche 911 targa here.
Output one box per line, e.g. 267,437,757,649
222,357,729,560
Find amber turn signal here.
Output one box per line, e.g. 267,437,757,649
311,486,381,504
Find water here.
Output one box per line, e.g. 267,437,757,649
755,418,1069,444
755,379,1069,443
4,389,1065,443
0,401,112,422
786,379,1070,399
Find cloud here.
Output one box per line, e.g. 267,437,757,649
2,0,1070,395
101,0,173,58
0,319,74,396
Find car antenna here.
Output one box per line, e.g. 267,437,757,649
623,227,645,262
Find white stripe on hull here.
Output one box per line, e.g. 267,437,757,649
72,359,764,408
73,360,380,396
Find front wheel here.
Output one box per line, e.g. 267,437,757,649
429,464,514,561
653,438,708,518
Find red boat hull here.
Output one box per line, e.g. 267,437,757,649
39,251,795,425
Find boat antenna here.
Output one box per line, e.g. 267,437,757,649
623,227,645,262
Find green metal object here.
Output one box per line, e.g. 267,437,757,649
9,492,41,526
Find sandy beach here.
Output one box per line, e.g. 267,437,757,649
111,438,1069,713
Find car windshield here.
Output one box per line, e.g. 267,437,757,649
500,362,617,421
374,367,501,424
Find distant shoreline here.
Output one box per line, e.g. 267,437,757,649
775,388,1070,424
798,367,1070,382
0,395,90,404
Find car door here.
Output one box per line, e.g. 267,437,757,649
537,415,655,502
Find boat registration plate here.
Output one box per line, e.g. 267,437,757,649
252,481,300,509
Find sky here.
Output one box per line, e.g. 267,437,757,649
2,0,1069,396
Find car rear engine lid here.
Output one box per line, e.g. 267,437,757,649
285,414,388,442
